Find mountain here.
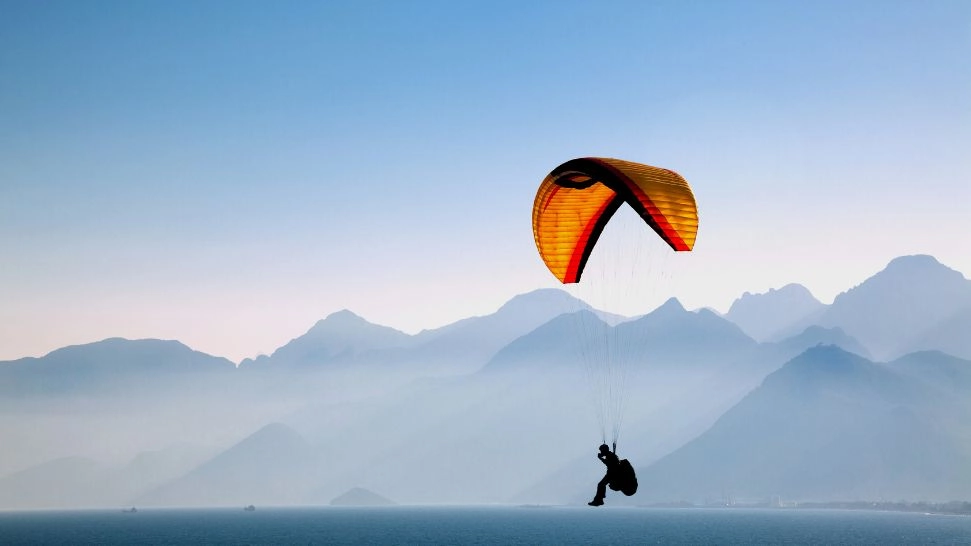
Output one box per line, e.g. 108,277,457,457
239,289,603,375
767,326,871,360
635,346,971,503
901,306,971,361
507,324,866,506
240,310,414,369
396,288,607,374
614,298,757,368
296,372,597,505
481,310,610,373
4,254,971,509
0,457,112,509
0,338,235,397
330,487,395,506
137,423,321,507
885,351,971,398
725,284,825,341
0,442,214,510
484,298,756,374
794,255,971,359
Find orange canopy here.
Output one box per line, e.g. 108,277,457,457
532,157,698,283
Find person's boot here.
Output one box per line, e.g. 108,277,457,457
588,497,604,506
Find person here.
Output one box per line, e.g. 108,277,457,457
588,443,620,506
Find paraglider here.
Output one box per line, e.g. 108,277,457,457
531,157,698,505
588,442,638,506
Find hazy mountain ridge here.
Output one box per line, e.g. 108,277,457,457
886,350,971,402
0,338,235,397
4,255,966,379
778,255,971,360
137,423,322,507
239,310,415,369
635,345,971,503
382,288,608,375
616,299,757,367
726,284,825,341
4,255,971,508
0,444,215,510
765,326,871,360
330,487,395,506
131,310,879,507
901,306,971,361
237,288,599,375
484,298,757,376
505,325,875,506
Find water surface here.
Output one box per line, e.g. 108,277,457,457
1,506,969,545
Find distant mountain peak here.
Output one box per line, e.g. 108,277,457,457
772,325,871,359
818,255,971,359
497,288,584,313
863,254,965,285
779,344,872,379
736,283,816,302
725,283,824,342
736,283,803,299
46,337,191,357
256,306,414,368
301,308,406,340
653,297,686,314
635,344,962,504
797,343,856,360
199,423,309,456
885,254,944,270
330,487,395,506
316,309,367,325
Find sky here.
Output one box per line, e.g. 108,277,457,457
1,0,969,363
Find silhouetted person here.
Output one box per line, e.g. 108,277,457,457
589,443,619,506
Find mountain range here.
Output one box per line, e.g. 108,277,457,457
635,345,971,504
2,254,971,509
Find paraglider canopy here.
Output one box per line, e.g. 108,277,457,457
532,157,698,284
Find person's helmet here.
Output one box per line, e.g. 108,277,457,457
599,444,610,453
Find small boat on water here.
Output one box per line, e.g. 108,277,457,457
122,507,137,513
244,505,256,512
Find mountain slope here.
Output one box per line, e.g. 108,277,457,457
401,288,605,374
485,298,756,375
726,284,825,341
886,351,971,399
137,423,321,506
330,487,395,506
767,326,871,360
635,346,971,502
804,255,971,359
615,298,757,368
0,338,235,396
902,306,971,361
481,310,610,373
240,310,414,369
0,457,111,509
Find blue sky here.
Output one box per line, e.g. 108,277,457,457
2,0,969,362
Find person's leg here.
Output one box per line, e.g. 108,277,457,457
589,474,608,505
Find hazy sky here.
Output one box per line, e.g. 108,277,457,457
2,0,969,362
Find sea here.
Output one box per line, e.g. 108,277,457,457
1,506,969,545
